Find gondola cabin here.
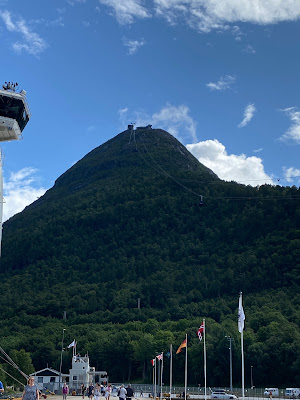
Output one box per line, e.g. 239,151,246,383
0,88,31,141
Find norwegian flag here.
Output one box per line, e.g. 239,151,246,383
156,353,163,360
197,322,204,341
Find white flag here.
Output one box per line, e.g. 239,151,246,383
68,339,76,348
238,293,245,333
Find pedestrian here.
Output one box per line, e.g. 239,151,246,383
94,384,101,400
119,385,127,400
105,384,112,400
0,380,4,392
140,390,143,398
62,383,69,400
269,392,272,400
22,377,39,400
125,384,134,400
87,383,94,400
81,385,86,399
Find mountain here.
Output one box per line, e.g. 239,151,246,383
0,127,299,386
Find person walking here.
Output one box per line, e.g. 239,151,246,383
87,383,94,400
105,384,112,400
119,385,127,400
62,383,69,400
94,384,101,400
0,380,4,392
22,377,39,400
81,385,86,399
125,385,134,400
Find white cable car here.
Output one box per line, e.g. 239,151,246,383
0,84,31,141
0,82,30,255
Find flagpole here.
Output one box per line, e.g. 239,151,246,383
184,334,187,400
153,362,155,398
154,358,157,400
160,354,164,400
239,292,245,400
241,328,244,400
170,344,173,400
203,319,207,400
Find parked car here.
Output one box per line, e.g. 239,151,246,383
210,390,237,399
264,388,279,397
286,389,300,397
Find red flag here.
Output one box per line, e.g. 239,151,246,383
197,323,204,341
156,353,163,360
150,358,155,366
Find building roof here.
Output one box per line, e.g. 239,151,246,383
31,368,69,377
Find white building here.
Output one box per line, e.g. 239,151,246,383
31,355,108,394
31,367,69,393
69,354,108,392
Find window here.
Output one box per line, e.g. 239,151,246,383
73,376,78,381
38,377,43,383
50,377,55,383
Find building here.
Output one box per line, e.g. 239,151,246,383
30,368,69,393
31,355,108,394
69,354,108,392
136,124,152,130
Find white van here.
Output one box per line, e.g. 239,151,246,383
286,389,300,397
264,388,279,397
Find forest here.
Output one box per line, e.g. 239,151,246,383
0,128,299,388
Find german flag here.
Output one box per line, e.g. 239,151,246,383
176,338,187,354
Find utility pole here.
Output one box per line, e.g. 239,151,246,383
225,336,233,391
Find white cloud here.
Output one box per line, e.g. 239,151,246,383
151,104,198,142
66,0,87,5
279,107,300,144
0,10,47,55
283,167,300,183
243,44,256,54
253,147,263,153
3,167,47,221
98,1,300,32
98,0,150,24
153,0,300,32
238,103,256,128
118,104,198,143
123,38,146,55
87,125,96,132
206,75,235,91
187,139,273,185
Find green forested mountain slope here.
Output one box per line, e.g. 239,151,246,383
0,128,299,386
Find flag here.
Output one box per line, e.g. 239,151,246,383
156,353,163,360
151,358,156,366
197,322,204,341
67,339,76,348
176,338,187,354
238,293,245,333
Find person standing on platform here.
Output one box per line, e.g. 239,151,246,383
119,385,127,400
87,383,94,400
62,383,69,400
125,385,134,400
105,384,112,400
94,384,101,400
81,385,86,399
22,377,39,400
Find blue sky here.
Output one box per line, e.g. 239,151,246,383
0,0,300,220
